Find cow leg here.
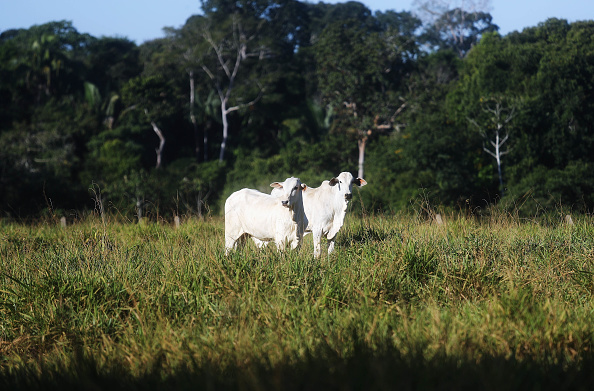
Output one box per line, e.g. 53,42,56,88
327,238,336,255
225,235,236,255
252,237,268,248
291,229,304,250
326,223,342,255
276,241,286,251
225,228,247,255
275,236,287,252
312,229,322,258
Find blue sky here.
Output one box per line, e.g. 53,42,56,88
1,0,592,44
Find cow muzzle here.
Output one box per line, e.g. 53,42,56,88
282,200,290,207
345,194,353,201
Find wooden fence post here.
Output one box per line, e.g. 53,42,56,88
565,214,574,225
435,214,444,225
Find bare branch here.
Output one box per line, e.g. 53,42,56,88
472,94,516,197
483,146,497,159
120,104,138,117
200,64,216,81
192,14,268,162
202,28,232,79
467,117,487,138
504,106,516,124
144,109,166,169
391,101,407,121
230,42,243,82
224,84,264,114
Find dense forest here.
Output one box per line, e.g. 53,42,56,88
1,0,593,220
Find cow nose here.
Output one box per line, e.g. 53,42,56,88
345,194,352,200
282,200,289,206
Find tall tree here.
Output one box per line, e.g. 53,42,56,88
178,0,282,163
375,10,423,63
0,22,100,215
363,49,484,210
314,18,405,178
451,20,594,211
468,96,516,197
120,75,177,169
85,37,141,103
414,0,497,56
0,21,93,121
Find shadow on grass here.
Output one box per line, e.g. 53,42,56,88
2,341,593,391
337,226,402,247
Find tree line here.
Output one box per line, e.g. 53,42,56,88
1,0,593,220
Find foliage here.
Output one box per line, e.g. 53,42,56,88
422,8,499,57
313,18,402,133
451,20,594,213
505,161,594,215
1,5,594,218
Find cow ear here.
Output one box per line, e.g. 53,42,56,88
270,182,283,189
354,178,367,187
301,184,307,191
329,178,339,186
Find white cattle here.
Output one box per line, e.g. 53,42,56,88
224,177,307,255
301,172,367,258
256,172,367,258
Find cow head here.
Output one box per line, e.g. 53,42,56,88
270,177,305,208
329,172,367,201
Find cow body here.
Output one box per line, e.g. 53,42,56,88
302,172,366,258
224,177,306,255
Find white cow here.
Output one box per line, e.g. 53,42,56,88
256,172,367,258
301,172,367,258
224,177,307,255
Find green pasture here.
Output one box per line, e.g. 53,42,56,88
2,213,594,389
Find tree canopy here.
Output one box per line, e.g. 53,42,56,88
1,2,593,219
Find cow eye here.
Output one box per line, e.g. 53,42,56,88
293,186,299,191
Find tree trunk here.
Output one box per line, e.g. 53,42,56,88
196,193,203,219
358,136,367,179
150,121,166,169
219,101,229,163
497,160,504,197
189,71,201,162
144,108,166,169
495,131,504,197
136,195,144,224
200,24,263,164
204,121,209,161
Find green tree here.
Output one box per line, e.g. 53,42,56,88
0,22,103,216
451,20,594,212
120,75,179,169
314,18,405,178
179,4,271,162
422,8,498,57
413,0,498,57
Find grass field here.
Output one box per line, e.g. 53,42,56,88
2,212,594,390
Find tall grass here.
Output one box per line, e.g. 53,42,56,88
1,212,594,389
